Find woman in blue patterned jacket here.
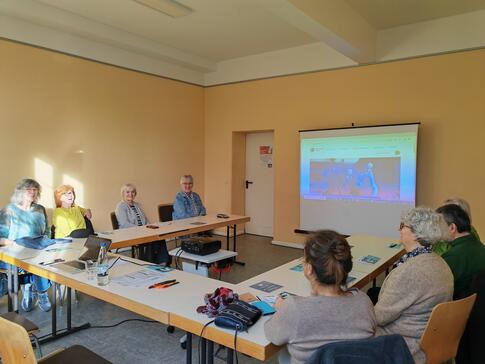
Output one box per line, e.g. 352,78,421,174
172,175,206,220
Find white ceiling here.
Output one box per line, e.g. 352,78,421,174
35,0,317,61
346,0,485,30
1,0,484,85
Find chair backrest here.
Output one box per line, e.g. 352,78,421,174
69,217,96,238
0,317,37,364
158,203,174,222
420,293,477,364
110,212,119,230
305,334,414,364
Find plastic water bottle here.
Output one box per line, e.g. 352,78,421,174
96,242,109,286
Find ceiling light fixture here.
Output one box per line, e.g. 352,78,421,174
133,0,193,18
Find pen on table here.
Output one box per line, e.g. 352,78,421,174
148,279,177,289
155,281,180,289
39,259,64,266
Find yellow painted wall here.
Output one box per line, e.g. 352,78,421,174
2,40,484,243
205,49,485,244
0,40,205,230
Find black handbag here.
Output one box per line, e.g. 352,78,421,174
214,299,262,332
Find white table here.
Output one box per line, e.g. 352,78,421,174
0,233,404,363
169,247,238,277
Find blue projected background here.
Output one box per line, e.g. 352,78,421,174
300,125,418,237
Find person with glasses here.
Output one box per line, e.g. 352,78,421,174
172,175,206,220
0,178,52,312
374,207,453,364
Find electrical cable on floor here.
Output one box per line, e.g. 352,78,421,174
35,319,159,340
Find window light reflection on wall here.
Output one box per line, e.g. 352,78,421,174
34,158,54,209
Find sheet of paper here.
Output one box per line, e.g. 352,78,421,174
357,255,381,264
249,281,283,293
111,268,170,288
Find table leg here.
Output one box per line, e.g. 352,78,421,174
67,287,72,330
201,337,207,364
186,332,193,364
13,266,18,312
232,225,245,266
52,282,58,336
39,283,90,344
7,264,12,312
207,341,214,364
226,226,230,250
226,347,234,364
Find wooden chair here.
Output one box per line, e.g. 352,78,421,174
157,203,174,222
0,317,113,364
420,293,477,364
0,312,42,357
109,212,119,230
111,211,137,258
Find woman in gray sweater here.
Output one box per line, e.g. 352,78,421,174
375,207,454,364
115,184,170,265
264,230,376,364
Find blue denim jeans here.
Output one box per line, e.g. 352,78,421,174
0,262,51,293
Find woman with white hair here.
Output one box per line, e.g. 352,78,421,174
0,178,52,312
115,184,170,264
172,175,206,220
374,207,454,364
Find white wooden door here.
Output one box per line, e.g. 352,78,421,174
245,132,274,236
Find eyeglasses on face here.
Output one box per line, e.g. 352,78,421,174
399,222,412,231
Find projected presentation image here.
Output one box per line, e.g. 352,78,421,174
309,157,401,201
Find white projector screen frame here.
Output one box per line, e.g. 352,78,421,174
299,123,419,238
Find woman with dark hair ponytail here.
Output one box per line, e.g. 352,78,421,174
264,230,376,364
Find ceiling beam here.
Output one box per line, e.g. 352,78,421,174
0,0,216,72
256,0,376,64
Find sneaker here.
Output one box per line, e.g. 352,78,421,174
21,283,36,312
38,291,52,312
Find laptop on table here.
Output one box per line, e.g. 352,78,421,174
57,235,112,271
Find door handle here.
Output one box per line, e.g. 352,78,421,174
245,180,253,189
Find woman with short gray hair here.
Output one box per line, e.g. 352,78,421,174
0,178,52,312
115,183,171,265
374,207,453,364
172,175,206,220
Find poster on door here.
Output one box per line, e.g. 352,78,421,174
259,146,273,168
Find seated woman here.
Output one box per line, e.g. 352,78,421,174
52,185,92,238
172,175,206,220
433,197,480,256
115,184,170,265
0,178,52,312
264,230,376,364
375,207,454,364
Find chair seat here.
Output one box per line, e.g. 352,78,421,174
0,312,39,333
38,345,113,364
